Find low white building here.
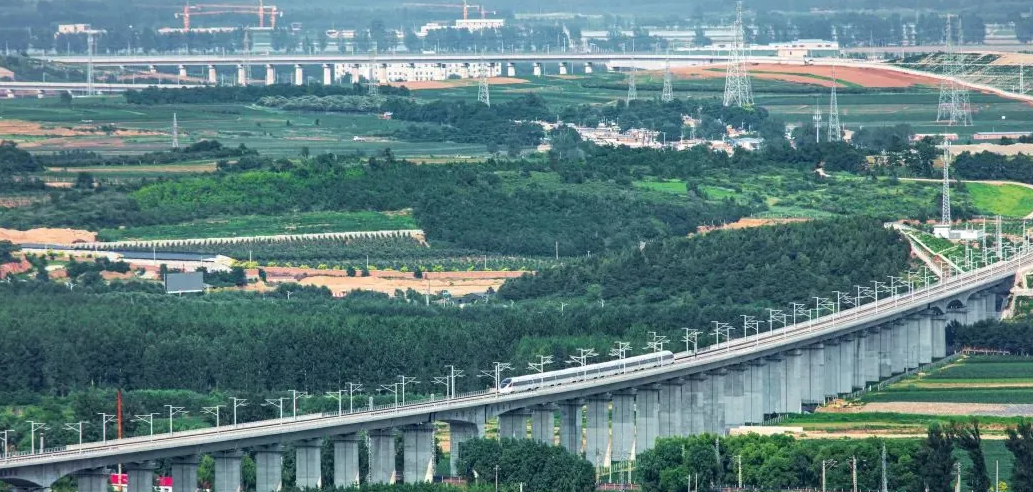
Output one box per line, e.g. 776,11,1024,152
335,61,500,82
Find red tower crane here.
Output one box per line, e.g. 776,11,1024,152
176,1,282,31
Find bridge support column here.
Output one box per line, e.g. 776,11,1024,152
879,324,893,378
214,450,243,492
402,424,434,483
294,64,304,85
449,423,483,476
767,356,787,415
839,336,856,394
506,62,516,77
333,435,361,487
585,395,611,468
906,318,922,370
171,456,198,492
637,385,660,452
350,64,362,84
918,316,933,364
295,438,323,489
823,340,840,397
985,293,999,320
178,64,187,79
75,468,111,492
531,404,556,444
785,349,804,413
266,64,276,85
685,377,703,435
533,62,543,77
804,344,824,404
658,379,682,437
498,409,529,439
369,429,396,484
852,332,867,389
322,64,332,85
207,64,217,84
235,64,246,86
460,63,471,79
890,321,906,374
254,445,283,492
745,361,765,424
559,62,569,75
932,315,948,358
864,328,880,384
585,62,593,74
126,462,155,492
558,400,584,453
724,366,746,429
966,294,984,325
612,389,636,461
706,370,726,434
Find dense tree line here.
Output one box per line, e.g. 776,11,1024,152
952,151,1033,184
124,84,409,105
457,439,595,492
0,141,41,173
952,319,1033,354
35,140,255,167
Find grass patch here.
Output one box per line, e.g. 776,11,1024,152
966,183,1033,218
634,180,687,194
96,210,417,241
862,387,1033,404
925,356,1033,380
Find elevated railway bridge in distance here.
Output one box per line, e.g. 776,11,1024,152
1,249,1029,492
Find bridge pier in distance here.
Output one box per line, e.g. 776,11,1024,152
852,332,868,390
585,394,610,467
125,462,155,492
611,389,636,461
254,444,283,492
558,400,584,453
636,385,660,452
890,321,906,374
804,344,825,405
660,378,685,436
558,62,569,75
918,315,933,364
822,339,839,398
704,369,726,434
506,62,516,77
207,64,217,84
863,328,881,384
967,293,985,325
932,314,948,358
837,335,856,394
723,365,746,429
74,467,110,492
497,409,530,439
213,450,243,492
170,456,198,492
333,435,361,487
265,64,276,85
295,438,323,489
533,62,543,77
904,317,921,370
368,429,396,484
745,361,765,424
449,422,483,476
766,356,787,415
323,64,332,85
785,350,805,413
402,424,434,483
585,62,593,74
986,292,999,320
878,325,893,378
531,404,557,444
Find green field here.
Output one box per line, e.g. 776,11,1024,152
96,210,417,241
926,356,1033,380
966,183,1033,218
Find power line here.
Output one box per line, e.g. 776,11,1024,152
723,1,753,107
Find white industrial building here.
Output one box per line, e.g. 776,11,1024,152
335,61,500,82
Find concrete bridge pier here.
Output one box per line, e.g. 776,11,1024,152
323,64,332,85
75,468,110,492
126,462,155,492
852,332,868,389
879,324,893,378
213,450,243,492
254,445,283,492
332,436,361,488
293,64,304,85
864,328,881,383
558,400,584,453
558,62,569,75
207,64,217,84
237,64,247,86
682,377,702,435
838,336,856,394
658,379,682,437
350,64,362,84
266,64,276,85
506,62,516,77
171,456,198,492
636,385,660,452
402,424,434,483
704,370,725,434
498,409,529,439
611,390,635,461
986,292,999,320
449,423,483,476
585,62,593,74
746,361,765,424
905,317,922,369
723,366,746,428
460,63,471,79
890,321,906,374
533,62,543,77
823,340,839,397
295,438,323,489
785,350,804,413
767,356,787,415
917,316,933,364
932,315,948,358
805,344,824,404
531,404,557,444
368,429,396,484
178,64,187,79
585,395,610,467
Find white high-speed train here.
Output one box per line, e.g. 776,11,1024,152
499,351,675,394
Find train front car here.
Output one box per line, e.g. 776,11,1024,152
495,351,674,394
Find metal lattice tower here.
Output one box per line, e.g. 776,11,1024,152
367,42,379,98
936,16,955,121
827,63,842,142
86,31,95,96
813,102,822,143
951,18,973,126
942,140,952,225
661,51,674,103
936,16,972,126
172,113,179,149
626,64,637,104
478,60,491,107
723,1,754,107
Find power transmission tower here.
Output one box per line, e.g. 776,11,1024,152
813,102,823,143
172,113,179,149
723,1,753,107
942,140,952,225
827,63,842,142
478,59,491,107
937,15,955,121
367,42,379,98
661,51,674,103
1020,62,1026,94
936,15,972,126
951,18,972,126
626,64,637,104
86,31,95,96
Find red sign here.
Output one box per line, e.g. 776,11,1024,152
110,474,128,486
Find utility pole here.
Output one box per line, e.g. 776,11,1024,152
96,413,116,442
851,455,859,492
479,362,514,394
527,355,554,385
813,101,823,143
231,398,248,426
822,459,838,492
201,405,224,427
132,413,158,438
0,430,13,459
172,113,179,149
610,341,632,372
682,328,701,354
288,390,310,419
263,398,286,419
735,454,743,488
63,422,88,447
163,406,186,435
881,444,889,492
397,375,419,405
566,348,599,379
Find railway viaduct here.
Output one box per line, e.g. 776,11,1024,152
0,252,1026,492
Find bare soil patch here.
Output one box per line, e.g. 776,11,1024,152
297,274,507,297
671,63,941,88
697,217,809,234
0,227,96,244
46,163,217,174
0,119,163,138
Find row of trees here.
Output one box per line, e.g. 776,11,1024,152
124,84,409,105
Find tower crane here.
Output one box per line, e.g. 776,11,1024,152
402,1,495,20
176,1,282,31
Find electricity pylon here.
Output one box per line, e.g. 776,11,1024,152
661,51,674,103
827,63,842,141
723,1,753,107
